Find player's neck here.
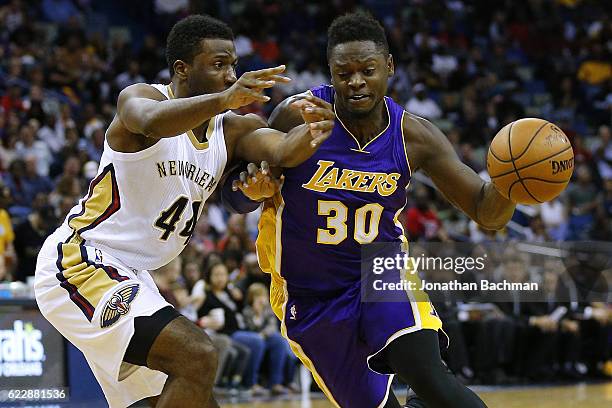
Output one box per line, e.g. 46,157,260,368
168,81,208,142
169,81,189,98
335,100,388,144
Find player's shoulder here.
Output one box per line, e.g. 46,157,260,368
223,111,267,132
402,111,451,169
309,84,334,101
402,111,435,142
117,83,166,106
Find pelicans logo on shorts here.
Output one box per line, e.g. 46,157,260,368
100,284,140,328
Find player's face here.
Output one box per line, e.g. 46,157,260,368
329,41,394,117
186,39,238,96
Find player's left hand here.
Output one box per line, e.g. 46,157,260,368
232,161,282,202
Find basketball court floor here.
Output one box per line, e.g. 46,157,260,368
224,382,612,408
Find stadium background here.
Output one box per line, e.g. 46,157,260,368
0,0,610,406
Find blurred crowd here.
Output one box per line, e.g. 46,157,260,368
0,0,610,394
415,240,611,385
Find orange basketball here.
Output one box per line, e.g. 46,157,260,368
487,118,574,205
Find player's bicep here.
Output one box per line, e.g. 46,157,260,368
117,84,165,136
417,119,484,219
235,127,286,165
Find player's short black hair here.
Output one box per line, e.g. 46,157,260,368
327,11,389,59
166,14,234,75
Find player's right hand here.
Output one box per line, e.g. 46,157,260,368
222,65,291,110
292,95,335,147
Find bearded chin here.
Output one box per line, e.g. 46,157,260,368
342,101,379,119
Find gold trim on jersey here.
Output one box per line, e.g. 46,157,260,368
256,192,341,408
400,110,413,178
68,164,120,234
166,85,212,150
334,97,390,154
55,242,129,322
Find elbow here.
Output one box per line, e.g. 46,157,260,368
140,112,161,139
478,221,506,231
476,212,514,231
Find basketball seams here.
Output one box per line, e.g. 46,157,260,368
519,177,571,184
488,124,513,163
512,121,549,161
489,146,511,163
490,144,573,179
507,122,541,203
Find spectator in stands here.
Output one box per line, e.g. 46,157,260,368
42,0,80,24
15,124,52,176
180,260,206,322
0,184,15,280
404,185,449,242
405,83,442,120
152,256,184,308
237,252,270,293
524,215,551,243
570,134,592,166
48,173,81,210
190,213,217,255
560,242,611,377
593,125,611,181
541,259,584,379
114,61,145,92
13,204,56,282
577,43,611,87
242,283,295,395
196,262,249,392
37,114,66,155
198,263,271,395
78,125,104,163
217,214,253,252
3,161,26,209
566,165,599,240
537,198,568,241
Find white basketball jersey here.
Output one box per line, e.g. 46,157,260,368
62,84,228,270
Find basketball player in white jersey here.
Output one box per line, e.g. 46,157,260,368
34,15,334,408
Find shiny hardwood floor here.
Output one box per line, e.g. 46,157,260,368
224,382,612,408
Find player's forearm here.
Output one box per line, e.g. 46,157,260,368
136,92,229,139
475,183,516,230
219,166,261,213
239,124,317,167
274,123,319,167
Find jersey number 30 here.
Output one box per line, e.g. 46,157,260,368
154,196,202,244
317,200,383,245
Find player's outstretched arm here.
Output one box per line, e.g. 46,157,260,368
404,113,515,230
117,66,289,139
234,95,334,167
219,162,281,213
268,92,310,131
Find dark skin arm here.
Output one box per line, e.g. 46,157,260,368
268,91,310,132
107,65,289,153
404,113,515,230
116,83,228,140
224,95,334,168
269,94,515,229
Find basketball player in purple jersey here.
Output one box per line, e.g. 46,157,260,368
224,11,517,408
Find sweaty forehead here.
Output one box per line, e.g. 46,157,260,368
193,38,236,62
330,41,386,65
